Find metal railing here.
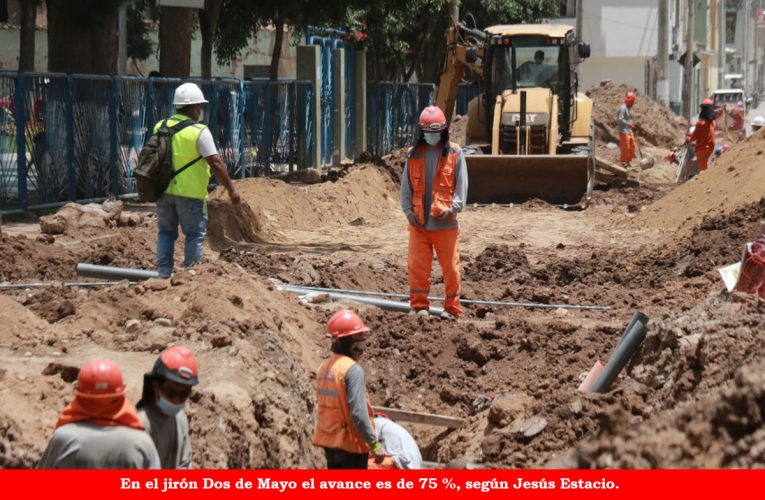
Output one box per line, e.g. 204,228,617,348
0,72,315,214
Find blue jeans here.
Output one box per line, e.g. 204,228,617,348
156,194,208,278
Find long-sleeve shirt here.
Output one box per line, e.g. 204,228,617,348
617,104,633,134
38,421,160,469
138,405,192,469
400,144,468,231
344,364,376,447
373,416,422,469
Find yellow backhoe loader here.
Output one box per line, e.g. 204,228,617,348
436,22,595,207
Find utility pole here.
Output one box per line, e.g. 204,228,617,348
719,0,726,89
576,0,584,44
683,0,695,121
118,2,128,75
657,0,669,106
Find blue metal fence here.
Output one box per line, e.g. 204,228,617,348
366,82,435,158
0,72,314,213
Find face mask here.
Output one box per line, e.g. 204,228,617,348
424,133,441,146
350,339,367,358
157,396,185,417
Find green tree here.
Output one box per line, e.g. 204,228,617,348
214,0,357,80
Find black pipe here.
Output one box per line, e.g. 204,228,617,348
76,263,160,282
617,311,649,348
589,312,649,393
511,44,518,94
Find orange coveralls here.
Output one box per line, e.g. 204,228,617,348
688,119,715,171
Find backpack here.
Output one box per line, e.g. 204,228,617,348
134,118,202,202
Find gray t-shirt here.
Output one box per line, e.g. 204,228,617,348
138,405,192,469
401,143,468,231
38,421,160,469
617,104,633,134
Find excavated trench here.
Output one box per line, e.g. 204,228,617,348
2,134,765,468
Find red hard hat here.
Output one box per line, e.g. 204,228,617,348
418,106,447,132
75,359,126,399
152,346,199,386
701,98,714,106
326,309,370,339
624,92,636,104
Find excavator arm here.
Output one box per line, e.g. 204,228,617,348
435,24,486,124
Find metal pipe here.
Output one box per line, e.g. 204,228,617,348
76,263,160,282
278,285,444,315
280,284,610,310
589,312,649,393
616,310,648,347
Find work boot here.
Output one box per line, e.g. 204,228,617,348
440,311,457,321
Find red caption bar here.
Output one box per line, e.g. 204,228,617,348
2,470,762,499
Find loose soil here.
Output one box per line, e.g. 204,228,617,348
1,129,764,468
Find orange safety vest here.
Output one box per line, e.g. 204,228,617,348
408,141,459,224
312,354,375,454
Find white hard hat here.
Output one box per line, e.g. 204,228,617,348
173,83,208,106
752,116,765,127
689,126,695,134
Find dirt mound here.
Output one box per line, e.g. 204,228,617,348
571,298,765,468
208,166,400,246
587,81,686,149
630,129,765,235
0,262,329,468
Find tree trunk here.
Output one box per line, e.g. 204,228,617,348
47,0,118,74
199,0,223,79
269,17,285,81
159,6,194,78
18,0,36,71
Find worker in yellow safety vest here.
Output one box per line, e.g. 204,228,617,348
312,309,385,469
154,82,240,278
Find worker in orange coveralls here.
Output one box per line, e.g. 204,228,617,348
686,98,716,172
617,91,637,167
400,105,468,321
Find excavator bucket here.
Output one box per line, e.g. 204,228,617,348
465,154,595,208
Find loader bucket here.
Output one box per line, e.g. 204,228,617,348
465,154,595,208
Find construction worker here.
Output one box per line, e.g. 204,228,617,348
752,115,765,133
617,91,637,167
400,105,468,321
137,346,199,469
312,309,385,469
155,82,241,278
368,413,423,469
38,359,160,469
686,98,716,172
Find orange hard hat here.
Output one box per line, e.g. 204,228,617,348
326,309,370,339
701,98,714,106
418,105,447,132
75,359,126,399
624,92,636,104
152,346,199,386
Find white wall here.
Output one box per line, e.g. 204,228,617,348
584,0,660,58
581,56,649,92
